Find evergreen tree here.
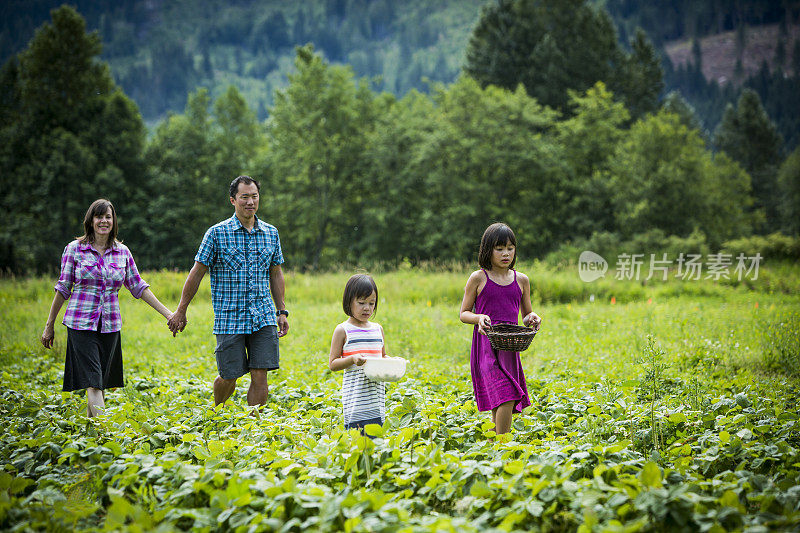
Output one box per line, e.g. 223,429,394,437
743,63,800,151
777,146,800,235
0,6,146,272
613,28,664,120
360,90,434,263
142,86,264,268
714,89,784,232
0,57,19,130
143,89,218,268
662,90,705,137
464,0,663,116
692,38,703,69
213,85,263,179
735,23,747,63
792,39,800,77
774,36,787,70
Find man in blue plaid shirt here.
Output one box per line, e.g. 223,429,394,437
168,176,289,407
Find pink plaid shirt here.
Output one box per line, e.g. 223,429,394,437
55,240,149,333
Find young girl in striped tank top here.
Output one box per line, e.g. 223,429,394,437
329,274,387,430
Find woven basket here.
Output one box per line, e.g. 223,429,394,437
486,323,538,352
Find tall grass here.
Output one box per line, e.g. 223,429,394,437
2,263,799,387
758,310,800,376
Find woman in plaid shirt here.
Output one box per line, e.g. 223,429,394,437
41,199,173,417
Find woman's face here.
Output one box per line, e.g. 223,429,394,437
93,207,114,240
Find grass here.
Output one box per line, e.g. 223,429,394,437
4,262,794,383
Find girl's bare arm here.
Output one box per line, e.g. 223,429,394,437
329,324,365,370
518,272,541,328
460,271,491,334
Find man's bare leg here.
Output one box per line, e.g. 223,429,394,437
214,376,237,406
247,369,268,407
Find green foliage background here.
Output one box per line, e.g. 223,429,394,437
3,0,798,142
1,3,799,274
1,0,485,121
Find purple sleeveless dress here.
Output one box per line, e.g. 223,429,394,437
470,269,531,413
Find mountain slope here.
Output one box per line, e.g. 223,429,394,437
664,23,800,86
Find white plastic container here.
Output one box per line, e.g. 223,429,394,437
363,357,408,382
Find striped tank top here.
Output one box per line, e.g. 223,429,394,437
340,321,385,426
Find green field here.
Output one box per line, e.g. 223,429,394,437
1,263,799,531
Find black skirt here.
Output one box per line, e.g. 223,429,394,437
63,326,124,391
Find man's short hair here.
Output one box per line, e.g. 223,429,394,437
229,175,261,198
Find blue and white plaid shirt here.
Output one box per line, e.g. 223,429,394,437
195,215,284,334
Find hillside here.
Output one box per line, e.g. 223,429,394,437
0,0,482,122
2,1,798,147
664,23,800,86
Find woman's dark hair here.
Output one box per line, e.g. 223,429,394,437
478,222,517,270
77,199,119,246
342,274,378,317
230,175,261,198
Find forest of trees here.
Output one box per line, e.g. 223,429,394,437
1,0,484,120
1,3,798,273
2,0,799,145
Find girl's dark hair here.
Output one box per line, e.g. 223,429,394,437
478,222,517,269
230,175,261,198
342,274,378,317
77,199,119,246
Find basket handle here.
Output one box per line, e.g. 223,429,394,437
488,322,539,332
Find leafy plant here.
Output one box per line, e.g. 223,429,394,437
633,336,669,454
1,269,800,531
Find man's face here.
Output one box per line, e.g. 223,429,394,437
230,182,259,221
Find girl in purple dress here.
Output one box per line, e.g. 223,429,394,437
459,223,541,435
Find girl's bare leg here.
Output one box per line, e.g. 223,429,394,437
492,400,515,434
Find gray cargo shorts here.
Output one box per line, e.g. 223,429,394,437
214,325,279,380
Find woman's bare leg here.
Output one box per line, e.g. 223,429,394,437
86,387,105,417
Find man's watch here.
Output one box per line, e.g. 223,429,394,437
277,309,289,317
